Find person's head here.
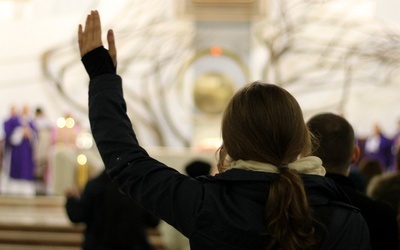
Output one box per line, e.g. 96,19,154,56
35,107,43,117
21,105,30,116
185,160,211,178
218,81,312,169
218,81,317,250
306,113,359,176
358,157,384,185
9,105,18,117
368,173,400,211
373,123,382,136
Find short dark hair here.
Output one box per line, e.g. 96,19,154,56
307,113,355,171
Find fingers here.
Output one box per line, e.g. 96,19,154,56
83,13,90,34
87,10,102,50
78,24,83,57
83,13,91,51
78,10,118,67
92,11,102,47
107,29,117,67
78,10,103,57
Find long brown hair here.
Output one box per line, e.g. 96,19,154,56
217,82,317,249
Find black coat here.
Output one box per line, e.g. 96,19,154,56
326,173,398,250
86,47,371,250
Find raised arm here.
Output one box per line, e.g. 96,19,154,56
79,11,205,237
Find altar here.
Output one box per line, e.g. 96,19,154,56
47,145,217,196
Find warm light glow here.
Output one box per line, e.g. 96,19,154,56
75,132,94,150
77,154,87,165
210,46,222,57
56,117,66,128
198,137,222,151
65,117,75,128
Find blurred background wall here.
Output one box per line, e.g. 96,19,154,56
1,0,400,148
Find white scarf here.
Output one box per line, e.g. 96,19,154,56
230,156,326,176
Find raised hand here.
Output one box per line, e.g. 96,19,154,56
78,10,117,67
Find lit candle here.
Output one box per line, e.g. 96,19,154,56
76,154,89,190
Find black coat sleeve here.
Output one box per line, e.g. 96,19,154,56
88,72,205,237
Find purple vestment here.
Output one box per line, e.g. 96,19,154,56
363,134,394,170
4,116,37,180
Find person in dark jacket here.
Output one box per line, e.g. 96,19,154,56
65,170,159,250
307,113,398,250
78,10,371,250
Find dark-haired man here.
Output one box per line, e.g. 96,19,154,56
307,113,398,250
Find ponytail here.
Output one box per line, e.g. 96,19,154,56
265,168,317,250
218,82,319,249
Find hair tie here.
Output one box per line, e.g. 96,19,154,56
279,163,289,169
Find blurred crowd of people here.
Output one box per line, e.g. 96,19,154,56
0,102,399,249
0,104,82,196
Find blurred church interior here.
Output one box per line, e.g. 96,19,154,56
0,0,400,249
